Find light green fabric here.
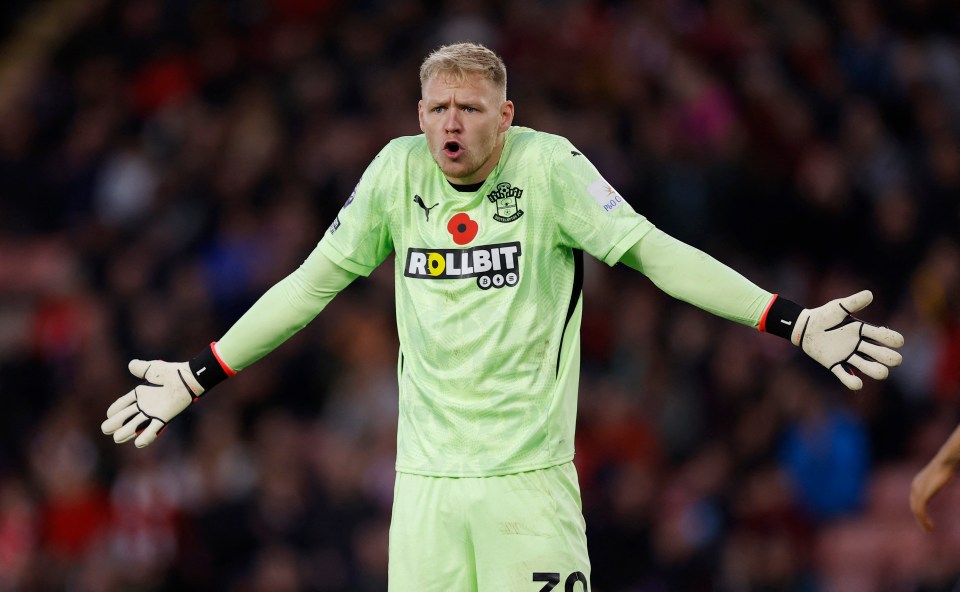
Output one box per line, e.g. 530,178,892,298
216,249,357,370
213,126,773,480
388,462,590,592
319,127,651,477
619,227,773,327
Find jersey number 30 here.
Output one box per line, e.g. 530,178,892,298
533,571,588,591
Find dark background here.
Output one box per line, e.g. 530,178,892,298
1,0,959,590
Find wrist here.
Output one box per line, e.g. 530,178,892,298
188,342,236,393
759,295,805,342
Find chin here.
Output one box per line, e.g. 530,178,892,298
441,163,470,179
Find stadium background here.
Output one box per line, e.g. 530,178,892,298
0,0,959,590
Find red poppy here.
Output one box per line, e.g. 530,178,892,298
447,213,479,245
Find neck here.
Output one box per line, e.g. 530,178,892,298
448,179,485,192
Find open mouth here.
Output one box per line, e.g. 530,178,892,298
443,141,463,158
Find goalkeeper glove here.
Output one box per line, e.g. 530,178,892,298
762,290,904,390
101,343,233,448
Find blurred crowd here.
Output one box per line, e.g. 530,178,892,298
1,0,960,590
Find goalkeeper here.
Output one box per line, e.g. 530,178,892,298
102,43,904,591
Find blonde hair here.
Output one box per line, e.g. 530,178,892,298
419,43,507,100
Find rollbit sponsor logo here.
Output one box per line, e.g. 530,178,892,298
404,242,521,290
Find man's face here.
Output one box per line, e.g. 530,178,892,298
418,73,514,184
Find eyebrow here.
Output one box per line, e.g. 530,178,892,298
426,97,484,110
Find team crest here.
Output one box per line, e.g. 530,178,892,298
486,182,524,223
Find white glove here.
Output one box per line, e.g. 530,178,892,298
101,359,204,448
792,290,904,390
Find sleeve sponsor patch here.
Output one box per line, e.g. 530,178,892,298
587,178,625,212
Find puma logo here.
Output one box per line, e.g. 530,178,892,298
414,195,439,221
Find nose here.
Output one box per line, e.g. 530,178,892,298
444,110,461,133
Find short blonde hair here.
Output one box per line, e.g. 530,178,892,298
419,43,507,100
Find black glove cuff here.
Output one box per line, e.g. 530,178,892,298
188,343,232,392
762,296,805,341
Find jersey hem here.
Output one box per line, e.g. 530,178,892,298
394,454,576,478
603,221,653,266
317,240,376,277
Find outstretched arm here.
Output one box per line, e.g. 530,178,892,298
619,227,773,326
620,228,904,390
911,423,960,532
101,248,358,447
215,247,359,371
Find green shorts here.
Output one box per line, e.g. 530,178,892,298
388,461,591,591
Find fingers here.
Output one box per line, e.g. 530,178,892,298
105,392,137,418
861,324,905,350
837,290,873,314
101,396,139,434
857,340,902,367
910,492,934,532
134,419,164,448
847,354,888,380
111,411,149,443
910,475,935,532
831,364,863,390
101,399,165,447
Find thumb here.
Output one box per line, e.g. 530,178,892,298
837,290,873,315
128,359,152,380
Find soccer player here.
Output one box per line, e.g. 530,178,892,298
911,423,960,531
101,43,905,590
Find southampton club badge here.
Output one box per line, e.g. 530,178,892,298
486,182,524,223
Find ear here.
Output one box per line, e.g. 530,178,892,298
418,99,425,132
499,100,515,133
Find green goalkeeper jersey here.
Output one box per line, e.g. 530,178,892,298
318,126,651,477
